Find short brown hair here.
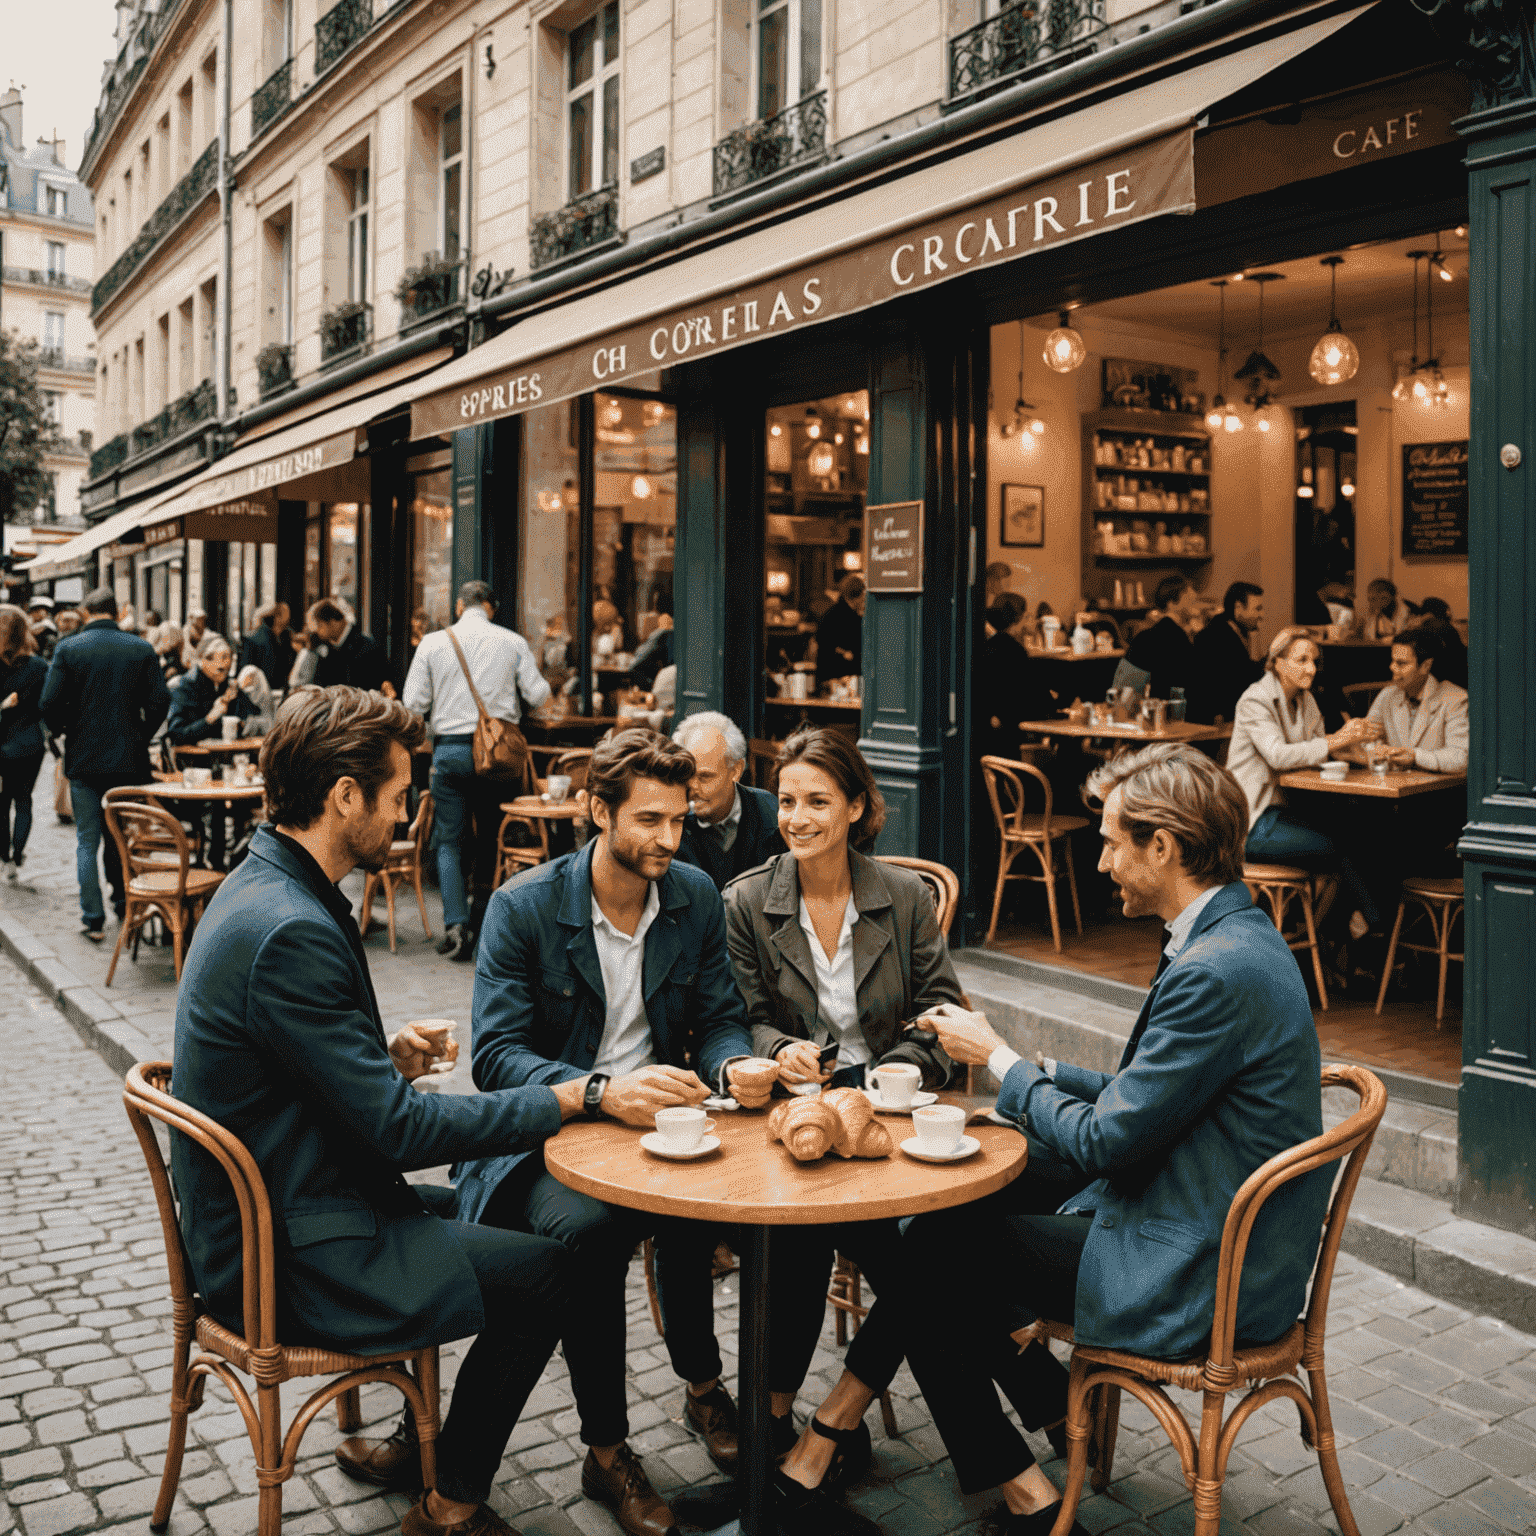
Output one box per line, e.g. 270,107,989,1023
777,727,885,850
1086,743,1247,887
0,605,36,668
260,686,425,829
587,728,695,814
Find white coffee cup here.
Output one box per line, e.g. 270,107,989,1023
912,1104,966,1155
869,1062,921,1107
655,1106,715,1151
190,767,213,787
221,717,241,743
546,774,572,804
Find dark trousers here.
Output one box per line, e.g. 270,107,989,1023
433,1218,570,1505
0,750,44,862
480,1153,727,1446
69,770,146,928
1246,806,1382,929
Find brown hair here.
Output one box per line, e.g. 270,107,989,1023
777,727,885,850
1086,742,1247,887
0,605,36,669
587,727,695,814
260,686,425,829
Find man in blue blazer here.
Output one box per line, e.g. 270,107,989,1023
670,711,785,890
40,586,170,939
458,729,765,1536
174,686,589,1536
776,746,1331,1536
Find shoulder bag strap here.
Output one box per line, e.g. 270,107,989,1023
445,626,493,725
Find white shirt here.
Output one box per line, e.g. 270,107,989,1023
798,895,870,1068
696,788,744,853
590,882,662,1077
402,606,552,737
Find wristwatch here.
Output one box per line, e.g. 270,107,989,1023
584,1073,611,1120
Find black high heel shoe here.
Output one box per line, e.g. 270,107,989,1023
807,1416,872,1491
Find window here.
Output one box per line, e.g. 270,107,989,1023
347,166,369,301
42,391,61,425
262,208,294,344
755,0,822,119
566,2,620,201
46,241,65,279
42,312,64,354
439,104,463,259
45,186,65,217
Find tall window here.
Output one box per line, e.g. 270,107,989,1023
439,104,463,259
45,186,65,217
566,2,619,201
46,241,65,280
42,391,61,425
42,312,64,354
347,166,369,301
756,0,821,119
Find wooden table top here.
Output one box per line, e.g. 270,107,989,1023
543,1094,1027,1225
129,781,266,802
765,697,863,711
501,795,584,819
1278,766,1468,799
1025,646,1125,661
1018,717,1232,744
174,737,265,755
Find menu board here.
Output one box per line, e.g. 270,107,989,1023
864,500,924,593
1402,440,1469,558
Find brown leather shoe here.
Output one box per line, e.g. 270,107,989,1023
400,1493,519,1536
337,1414,422,1491
580,1445,678,1536
684,1383,739,1475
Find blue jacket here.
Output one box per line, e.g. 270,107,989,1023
455,842,754,1223
673,785,786,891
0,654,49,760
171,826,567,1353
41,618,170,780
166,665,262,745
997,881,1330,1358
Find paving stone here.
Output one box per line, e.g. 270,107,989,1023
1401,1447,1489,1496
1463,1428,1536,1480
15,1492,97,1536
2,1447,66,1482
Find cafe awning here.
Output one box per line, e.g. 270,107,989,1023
410,2,1369,439
18,501,166,581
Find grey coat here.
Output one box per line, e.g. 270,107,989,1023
722,849,964,1087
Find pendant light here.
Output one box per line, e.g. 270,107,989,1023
1042,309,1086,373
999,321,1044,443
1392,252,1423,401
1204,281,1241,433
1424,242,1451,408
1308,256,1359,386
1234,273,1283,430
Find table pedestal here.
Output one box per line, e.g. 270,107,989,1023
736,1226,773,1536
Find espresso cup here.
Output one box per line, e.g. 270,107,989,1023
546,774,572,804
870,1062,921,1107
655,1106,715,1151
912,1103,966,1155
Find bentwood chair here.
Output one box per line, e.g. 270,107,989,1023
1242,863,1329,1010
359,791,434,952
748,738,784,792
1341,681,1391,716
1015,1063,1387,1536
979,755,1089,948
1375,877,1464,1026
123,1063,441,1536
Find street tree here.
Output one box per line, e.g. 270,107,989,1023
0,330,63,524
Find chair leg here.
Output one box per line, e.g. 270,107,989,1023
1374,900,1408,1015
1064,842,1084,937
104,901,136,986
359,872,377,938
1434,902,1460,1029
641,1238,665,1337
336,1385,362,1432
1041,847,1064,951
150,1308,199,1531
416,1349,441,1492
1192,1389,1227,1536
1308,1365,1361,1536
256,1381,284,1536
987,846,1011,943
878,1388,899,1438
1091,1383,1120,1493
385,876,399,955
1049,1355,1095,1536
1301,886,1328,1012
413,862,432,940
170,908,186,982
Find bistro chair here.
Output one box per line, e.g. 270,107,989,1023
123,1063,441,1536
1375,876,1464,1026
1015,1062,1387,1536
552,747,593,792
359,791,434,953
102,800,223,985
1242,863,1328,1010
1341,681,1391,716
979,755,1088,948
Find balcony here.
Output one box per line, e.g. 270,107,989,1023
316,0,373,75
320,301,372,365
252,58,294,138
395,254,467,327
89,380,220,482
36,349,98,376
530,187,620,271
257,342,296,400
92,140,220,316
2,266,94,296
712,92,827,199
948,0,1107,101
90,434,130,480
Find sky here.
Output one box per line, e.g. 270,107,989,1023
6,0,124,172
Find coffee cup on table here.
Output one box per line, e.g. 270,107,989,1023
911,1103,966,1155
729,1057,780,1103
546,774,572,804
221,717,241,743
869,1062,921,1108
655,1105,715,1151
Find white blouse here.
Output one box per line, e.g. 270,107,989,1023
797,895,870,1067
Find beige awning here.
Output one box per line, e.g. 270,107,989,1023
411,3,1369,438
20,501,161,581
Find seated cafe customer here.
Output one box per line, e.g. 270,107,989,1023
1124,575,1203,699
456,730,771,1536
778,746,1333,1536
1349,628,1468,774
172,686,583,1536
1189,581,1262,724
977,592,1057,761
166,634,262,745
671,710,785,889
1226,627,1381,939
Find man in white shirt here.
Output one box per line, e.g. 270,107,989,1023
1357,628,1469,774
403,581,551,960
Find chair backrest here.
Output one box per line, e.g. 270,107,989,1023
748,737,783,791
1207,1063,1387,1375
122,1061,277,1350
1341,681,1390,713
103,797,193,888
406,789,434,846
554,748,592,791
875,855,960,938
979,754,1056,838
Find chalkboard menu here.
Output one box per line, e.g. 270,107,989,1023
864,500,925,592
1402,440,1469,558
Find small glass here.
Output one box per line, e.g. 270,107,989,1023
1167,687,1187,723
1365,741,1390,778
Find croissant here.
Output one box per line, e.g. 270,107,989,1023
768,1088,894,1162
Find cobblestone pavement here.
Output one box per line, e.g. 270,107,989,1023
5,948,1536,1536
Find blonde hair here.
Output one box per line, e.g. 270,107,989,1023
1264,626,1318,674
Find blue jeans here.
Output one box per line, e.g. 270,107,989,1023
431,739,482,929
69,773,140,929
1246,805,1380,928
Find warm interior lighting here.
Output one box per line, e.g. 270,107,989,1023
834,433,844,445
770,423,783,437
766,570,791,594
1412,375,1429,401
844,398,858,413
1308,257,1360,386
1297,483,1314,497
599,397,625,430
805,406,822,439
1042,310,1087,373
1205,403,1224,431
630,474,652,499
807,440,836,477
855,434,869,455
842,551,862,571
1340,479,1356,497
1223,406,1244,434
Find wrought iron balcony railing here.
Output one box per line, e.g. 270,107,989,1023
88,380,220,481
530,187,619,270
257,342,296,399
712,92,827,199
36,349,97,375
2,266,94,295
320,301,372,364
949,0,1107,100
316,0,373,74
89,434,130,480
252,59,294,138
92,140,219,316
396,254,467,324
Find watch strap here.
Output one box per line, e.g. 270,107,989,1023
584,1073,611,1119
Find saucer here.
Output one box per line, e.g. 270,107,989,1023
859,1088,938,1114
640,1133,722,1160
900,1134,981,1163
703,1095,742,1111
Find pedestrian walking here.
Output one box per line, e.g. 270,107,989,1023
402,579,551,960
0,605,49,880
39,586,170,940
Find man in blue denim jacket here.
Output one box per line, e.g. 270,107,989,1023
457,730,768,1536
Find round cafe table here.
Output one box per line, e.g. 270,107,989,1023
172,736,265,759
545,1095,1028,1536
128,780,266,869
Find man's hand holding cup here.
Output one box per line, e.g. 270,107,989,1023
726,1056,780,1108
389,1018,459,1082
599,1064,709,1127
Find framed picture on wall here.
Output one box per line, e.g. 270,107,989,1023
1000,483,1044,547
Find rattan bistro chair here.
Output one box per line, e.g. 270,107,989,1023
1015,1063,1387,1536
123,1063,441,1536
980,755,1088,948
359,791,434,953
